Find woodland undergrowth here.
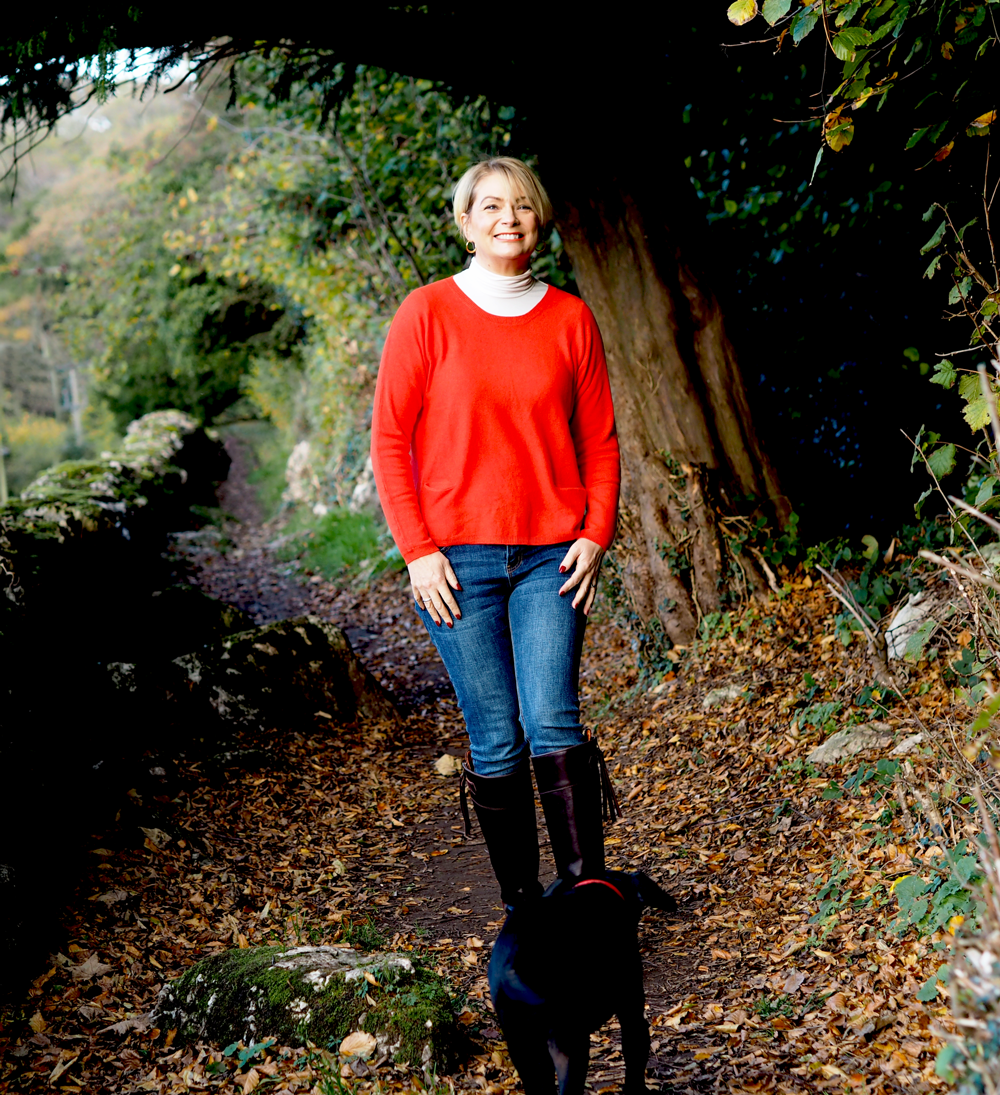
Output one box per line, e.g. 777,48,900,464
0,544,993,1095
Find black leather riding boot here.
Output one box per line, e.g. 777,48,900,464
461,752,543,909
532,738,622,882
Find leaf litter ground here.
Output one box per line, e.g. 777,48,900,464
0,449,975,1093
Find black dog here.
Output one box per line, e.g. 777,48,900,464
488,871,677,1094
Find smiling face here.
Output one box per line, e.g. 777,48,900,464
460,172,540,276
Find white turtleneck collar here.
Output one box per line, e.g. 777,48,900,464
452,255,549,317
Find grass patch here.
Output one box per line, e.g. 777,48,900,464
275,506,400,581
340,916,386,951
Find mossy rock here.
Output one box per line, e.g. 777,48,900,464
152,945,461,1070
107,614,398,733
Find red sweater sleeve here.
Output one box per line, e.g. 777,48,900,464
370,295,439,564
571,306,620,550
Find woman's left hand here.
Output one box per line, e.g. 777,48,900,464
558,537,605,616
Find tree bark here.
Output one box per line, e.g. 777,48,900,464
545,166,791,644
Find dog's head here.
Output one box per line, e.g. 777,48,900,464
545,871,678,914
605,870,678,914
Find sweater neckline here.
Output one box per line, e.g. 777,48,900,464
465,255,539,297
444,273,559,323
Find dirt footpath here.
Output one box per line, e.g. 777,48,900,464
0,443,957,1094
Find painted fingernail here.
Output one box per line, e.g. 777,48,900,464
456,584,463,591
447,621,453,628
559,566,566,573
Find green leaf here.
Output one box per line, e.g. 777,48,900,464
920,222,946,253
915,977,940,1001
903,346,921,362
791,6,819,43
861,534,879,560
922,204,937,222
904,618,938,663
914,486,932,519
924,255,941,279
761,0,793,24
907,127,930,150
893,876,929,902
835,0,864,26
963,397,991,432
832,26,873,59
970,690,1000,732
916,962,950,1002
727,0,759,25
959,372,982,402
842,52,870,80
935,1044,959,1082
927,443,956,479
955,854,982,885
821,781,844,800
974,476,997,507
957,218,978,241
929,360,956,388
810,145,824,185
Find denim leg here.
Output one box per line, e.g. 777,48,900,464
507,543,588,757
417,545,528,777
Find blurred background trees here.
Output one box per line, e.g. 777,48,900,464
0,5,995,626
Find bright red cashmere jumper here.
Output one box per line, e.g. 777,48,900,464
370,277,620,564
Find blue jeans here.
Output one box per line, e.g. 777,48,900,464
418,543,588,777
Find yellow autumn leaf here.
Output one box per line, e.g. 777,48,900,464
825,118,855,152
971,110,997,128
941,41,955,60
934,141,955,162
727,0,758,25
948,915,965,934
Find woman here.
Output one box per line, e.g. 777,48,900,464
370,157,621,910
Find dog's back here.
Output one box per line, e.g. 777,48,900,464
488,872,676,1095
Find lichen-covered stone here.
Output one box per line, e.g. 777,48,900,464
0,410,226,627
108,614,397,732
152,945,460,1070
0,410,229,995
806,722,894,765
16,410,201,536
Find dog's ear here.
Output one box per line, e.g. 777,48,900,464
632,871,678,913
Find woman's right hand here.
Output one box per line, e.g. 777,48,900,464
408,550,462,628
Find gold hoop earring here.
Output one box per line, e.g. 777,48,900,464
465,240,476,254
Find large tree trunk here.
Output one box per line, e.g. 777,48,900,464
545,165,791,645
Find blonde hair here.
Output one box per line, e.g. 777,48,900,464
452,157,553,238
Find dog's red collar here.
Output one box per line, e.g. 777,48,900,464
572,878,624,901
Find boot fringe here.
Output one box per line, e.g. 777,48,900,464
597,745,623,823
460,753,473,836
